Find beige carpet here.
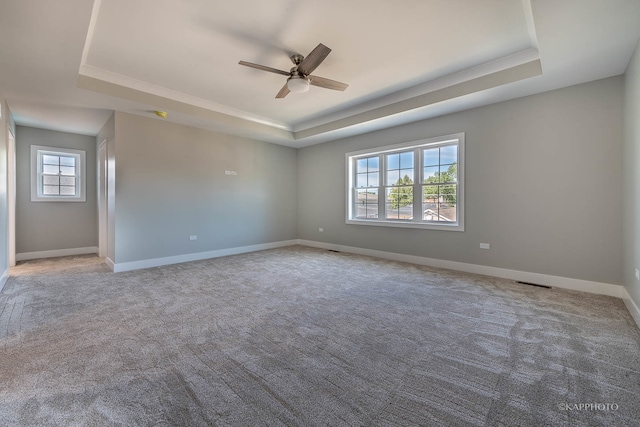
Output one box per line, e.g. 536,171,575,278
0,245,638,426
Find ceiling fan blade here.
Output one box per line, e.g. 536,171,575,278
276,83,290,98
239,61,290,76
297,43,331,75
309,75,348,91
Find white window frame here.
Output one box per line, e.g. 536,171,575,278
346,133,464,231
31,145,86,202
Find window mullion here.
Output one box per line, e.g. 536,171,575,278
351,160,357,218
413,147,421,222
378,154,385,218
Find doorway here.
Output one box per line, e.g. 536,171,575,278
8,127,15,267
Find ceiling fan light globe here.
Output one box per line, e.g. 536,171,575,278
287,76,310,93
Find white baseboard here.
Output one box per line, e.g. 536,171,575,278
0,268,8,293
112,240,298,273
16,246,99,262
621,289,640,329
93,237,640,329
297,240,626,299
105,257,115,272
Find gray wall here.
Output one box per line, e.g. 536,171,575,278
623,40,640,307
15,126,97,254
298,77,623,286
111,112,298,264
0,93,9,286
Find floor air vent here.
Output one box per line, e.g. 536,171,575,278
327,250,340,253
517,281,551,289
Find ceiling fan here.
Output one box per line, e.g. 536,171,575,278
239,43,349,98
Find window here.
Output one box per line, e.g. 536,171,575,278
31,145,86,202
346,133,464,231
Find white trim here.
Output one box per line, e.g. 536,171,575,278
16,246,99,262
111,240,298,273
521,0,539,50
79,0,287,133
98,139,107,258
621,289,640,329
80,0,102,67
0,268,8,293
297,239,626,298
17,238,637,329
294,48,541,133
78,64,291,132
345,218,464,231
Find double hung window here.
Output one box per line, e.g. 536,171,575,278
31,145,86,202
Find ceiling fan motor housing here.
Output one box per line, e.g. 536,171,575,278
291,54,305,65
287,75,310,93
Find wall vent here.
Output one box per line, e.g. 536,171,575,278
517,281,551,289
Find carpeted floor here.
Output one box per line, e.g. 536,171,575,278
0,245,638,426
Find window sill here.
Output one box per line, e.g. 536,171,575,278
346,218,464,231
31,196,86,202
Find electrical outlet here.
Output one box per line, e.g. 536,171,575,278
189,235,197,241
319,228,324,232
635,268,639,280
479,243,490,249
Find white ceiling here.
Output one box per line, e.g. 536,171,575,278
1,0,639,147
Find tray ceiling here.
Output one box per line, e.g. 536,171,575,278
1,0,639,146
